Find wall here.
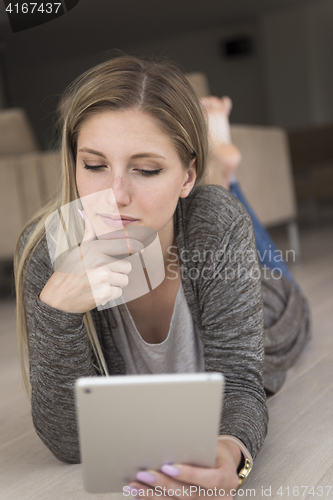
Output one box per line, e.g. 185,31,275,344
5,52,103,148
305,1,333,125
0,49,5,109
260,0,333,129
2,0,333,145
3,20,269,147
0,75,4,109
123,22,268,127
260,7,313,129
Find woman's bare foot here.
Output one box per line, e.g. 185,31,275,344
201,96,241,190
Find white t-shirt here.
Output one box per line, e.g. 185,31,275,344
107,281,205,375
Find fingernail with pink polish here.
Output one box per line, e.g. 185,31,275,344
78,208,84,220
161,464,180,477
136,471,156,483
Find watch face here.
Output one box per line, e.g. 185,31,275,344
238,458,252,484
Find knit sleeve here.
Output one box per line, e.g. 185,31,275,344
18,226,96,463
197,211,268,459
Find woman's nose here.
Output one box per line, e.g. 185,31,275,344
105,174,131,207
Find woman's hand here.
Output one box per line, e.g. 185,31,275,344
40,211,143,314
127,440,241,499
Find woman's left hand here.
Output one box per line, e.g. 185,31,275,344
127,440,241,499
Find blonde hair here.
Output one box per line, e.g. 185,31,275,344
14,55,208,394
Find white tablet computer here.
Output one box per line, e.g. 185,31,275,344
75,372,224,493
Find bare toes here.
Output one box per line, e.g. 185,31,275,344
220,96,233,115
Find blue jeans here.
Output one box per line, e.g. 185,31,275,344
229,180,300,290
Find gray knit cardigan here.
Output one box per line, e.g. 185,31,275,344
19,185,311,465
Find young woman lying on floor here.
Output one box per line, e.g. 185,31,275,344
15,56,310,498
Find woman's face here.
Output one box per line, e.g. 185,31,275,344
76,108,196,246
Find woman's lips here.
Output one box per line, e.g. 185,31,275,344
98,214,139,228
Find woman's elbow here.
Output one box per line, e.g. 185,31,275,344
32,415,81,464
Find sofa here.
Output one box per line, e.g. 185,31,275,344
288,123,333,210
0,108,60,260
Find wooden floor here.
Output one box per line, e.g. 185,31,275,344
0,221,332,499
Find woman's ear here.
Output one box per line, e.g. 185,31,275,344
179,158,197,198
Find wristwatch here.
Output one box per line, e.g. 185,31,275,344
218,435,253,490
237,457,252,489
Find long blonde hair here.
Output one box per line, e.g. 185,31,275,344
14,55,208,394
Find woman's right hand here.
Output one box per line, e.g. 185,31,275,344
39,211,143,313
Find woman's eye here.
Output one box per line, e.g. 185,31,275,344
83,161,106,171
138,168,162,177
82,162,162,176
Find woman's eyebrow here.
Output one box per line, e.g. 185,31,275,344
78,149,166,160
130,153,166,160
78,147,107,159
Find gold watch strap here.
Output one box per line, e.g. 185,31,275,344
237,458,252,489
217,435,253,490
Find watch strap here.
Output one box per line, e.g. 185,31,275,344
218,435,253,489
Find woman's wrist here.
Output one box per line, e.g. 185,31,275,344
217,436,242,470
39,271,64,310
218,435,254,489
218,435,253,470
39,271,81,313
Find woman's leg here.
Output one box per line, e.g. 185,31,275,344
200,96,241,190
202,95,300,290
229,179,300,290
202,96,310,395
